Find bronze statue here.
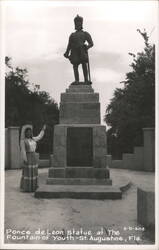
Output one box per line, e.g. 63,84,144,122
64,15,93,84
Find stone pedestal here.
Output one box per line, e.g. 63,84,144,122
47,84,112,185
60,85,100,124
35,83,122,199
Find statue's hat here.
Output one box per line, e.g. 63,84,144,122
74,15,83,24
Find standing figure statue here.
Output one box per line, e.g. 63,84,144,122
64,15,93,84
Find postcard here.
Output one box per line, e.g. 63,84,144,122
0,0,158,249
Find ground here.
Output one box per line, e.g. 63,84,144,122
4,168,155,246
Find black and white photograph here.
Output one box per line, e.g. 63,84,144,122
0,0,158,249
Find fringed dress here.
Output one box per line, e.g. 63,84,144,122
20,131,44,192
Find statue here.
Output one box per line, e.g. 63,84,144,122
64,15,94,84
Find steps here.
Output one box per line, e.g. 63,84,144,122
46,178,112,185
35,185,122,199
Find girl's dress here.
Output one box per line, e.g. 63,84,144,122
20,130,44,192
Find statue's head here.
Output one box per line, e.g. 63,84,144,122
74,15,83,30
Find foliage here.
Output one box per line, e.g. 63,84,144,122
5,57,59,155
104,29,155,159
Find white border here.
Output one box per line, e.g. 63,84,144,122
0,1,158,250
155,0,159,249
0,0,5,249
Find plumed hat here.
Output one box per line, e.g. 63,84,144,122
74,15,83,24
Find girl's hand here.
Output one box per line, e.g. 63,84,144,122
42,124,46,131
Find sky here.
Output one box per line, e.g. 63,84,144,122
2,0,158,125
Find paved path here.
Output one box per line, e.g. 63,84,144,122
4,168,155,245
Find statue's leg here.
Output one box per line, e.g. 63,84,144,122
73,64,79,82
82,63,88,82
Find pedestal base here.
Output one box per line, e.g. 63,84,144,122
35,185,121,199
48,166,110,178
48,124,111,185
47,178,112,185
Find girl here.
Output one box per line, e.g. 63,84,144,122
20,124,46,192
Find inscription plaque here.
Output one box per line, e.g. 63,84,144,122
67,127,93,166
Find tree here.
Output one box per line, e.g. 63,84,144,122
5,57,59,155
104,29,155,159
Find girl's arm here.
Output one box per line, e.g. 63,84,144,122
33,125,46,142
20,140,27,162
